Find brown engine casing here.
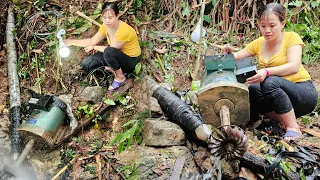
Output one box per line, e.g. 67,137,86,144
197,82,250,127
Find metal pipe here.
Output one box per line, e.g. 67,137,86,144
7,5,21,161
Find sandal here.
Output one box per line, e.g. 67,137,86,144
283,130,303,142
108,78,126,92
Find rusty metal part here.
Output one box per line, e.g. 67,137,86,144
208,125,248,161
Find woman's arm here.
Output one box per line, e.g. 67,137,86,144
266,44,302,76
223,45,253,60
64,32,105,47
246,45,302,84
110,40,126,49
233,49,253,61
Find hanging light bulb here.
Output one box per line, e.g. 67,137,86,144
191,21,206,43
56,29,70,58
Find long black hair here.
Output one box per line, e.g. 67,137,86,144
258,3,286,22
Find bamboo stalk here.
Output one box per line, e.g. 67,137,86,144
155,53,167,76
192,0,206,80
34,53,41,94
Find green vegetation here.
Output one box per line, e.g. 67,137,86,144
286,1,320,64
110,111,149,153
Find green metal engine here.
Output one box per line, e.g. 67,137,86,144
198,54,257,127
19,95,67,147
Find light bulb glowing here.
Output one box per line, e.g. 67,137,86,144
57,29,70,58
59,47,70,57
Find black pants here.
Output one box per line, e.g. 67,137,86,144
249,76,318,121
82,47,139,73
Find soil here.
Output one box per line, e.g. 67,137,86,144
1,1,320,180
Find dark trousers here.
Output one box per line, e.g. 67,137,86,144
81,47,139,73
249,76,318,121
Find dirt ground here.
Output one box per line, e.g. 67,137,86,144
1,0,320,179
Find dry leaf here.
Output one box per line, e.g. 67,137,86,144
153,47,167,54
32,49,42,54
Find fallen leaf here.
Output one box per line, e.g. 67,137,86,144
153,47,167,54
31,49,42,54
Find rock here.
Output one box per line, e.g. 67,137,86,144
186,91,198,105
193,146,211,169
149,97,163,114
221,158,238,179
159,83,172,91
142,119,186,146
113,145,197,180
202,158,213,171
137,76,163,114
28,149,60,177
0,131,6,138
79,86,105,102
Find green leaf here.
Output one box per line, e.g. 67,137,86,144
123,119,138,127
132,18,141,27
118,141,125,153
117,96,128,105
300,168,306,180
135,63,142,74
203,15,212,23
311,1,319,8
110,133,123,145
181,6,191,17
104,98,116,105
126,104,135,109
71,23,92,34
289,1,303,7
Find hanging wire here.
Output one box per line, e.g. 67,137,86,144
26,11,63,36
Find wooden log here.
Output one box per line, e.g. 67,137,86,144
301,128,320,137
53,79,134,147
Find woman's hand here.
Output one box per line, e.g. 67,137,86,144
223,44,233,54
84,46,94,52
246,69,268,84
63,39,73,46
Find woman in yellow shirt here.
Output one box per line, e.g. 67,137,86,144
64,2,141,91
225,3,318,142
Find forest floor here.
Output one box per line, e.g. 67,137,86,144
1,0,320,180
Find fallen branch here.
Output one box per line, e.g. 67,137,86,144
95,154,102,180
75,11,101,27
51,157,78,180
119,0,135,17
102,154,126,180
302,128,320,137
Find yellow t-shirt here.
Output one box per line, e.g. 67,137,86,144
245,32,310,83
98,21,141,57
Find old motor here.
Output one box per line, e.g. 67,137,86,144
198,53,257,166
18,95,67,147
